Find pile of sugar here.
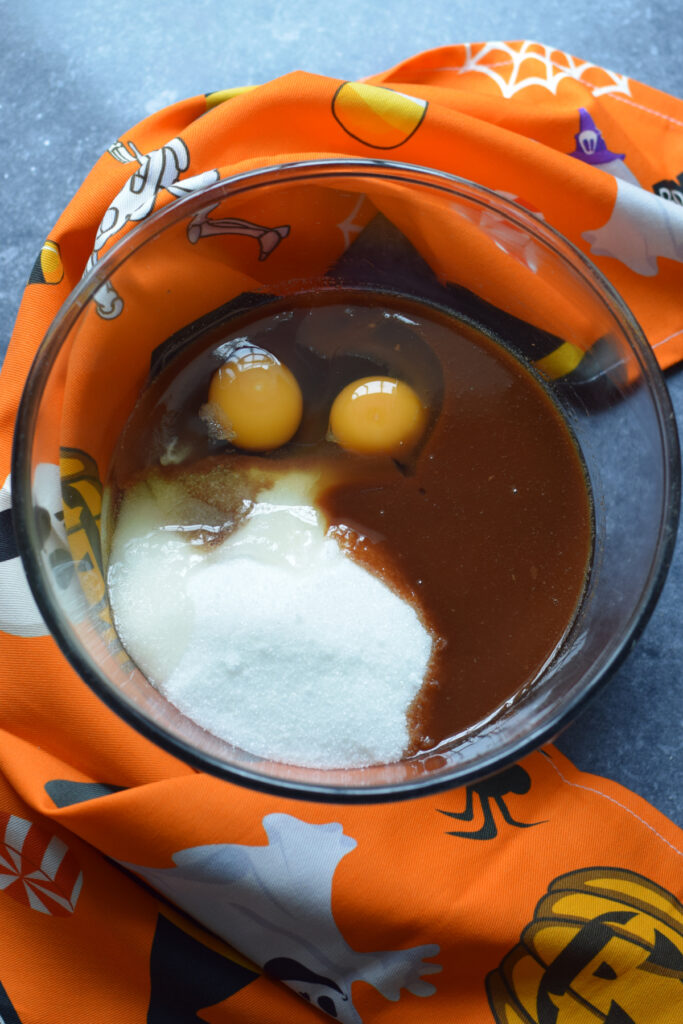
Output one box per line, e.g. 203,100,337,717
107,475,434,768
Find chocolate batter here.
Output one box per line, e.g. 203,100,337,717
109,290,593,757
315,301,593,752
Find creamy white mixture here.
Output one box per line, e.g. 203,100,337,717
107,475,434,768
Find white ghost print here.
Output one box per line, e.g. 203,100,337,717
583,177,683,276
122,812,441,1023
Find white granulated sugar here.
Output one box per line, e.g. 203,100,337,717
106,486,202,681
108,476,433,768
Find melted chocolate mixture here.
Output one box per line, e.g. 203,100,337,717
316,306,592,751
109,291,593,755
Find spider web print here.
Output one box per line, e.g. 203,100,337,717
457,41,631,99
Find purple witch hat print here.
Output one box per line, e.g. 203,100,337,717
570,108,624,165
569,108,639,185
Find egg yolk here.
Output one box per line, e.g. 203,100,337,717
329,377,427,457
206,347,303,452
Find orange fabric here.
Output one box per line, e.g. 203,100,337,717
0,42,682,1023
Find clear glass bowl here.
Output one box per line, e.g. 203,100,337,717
12,159,680,801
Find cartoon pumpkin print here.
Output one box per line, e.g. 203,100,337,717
60,449,106,609
59,448,127,661
486,867,683,1023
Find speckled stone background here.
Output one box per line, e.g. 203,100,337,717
1,1,681,823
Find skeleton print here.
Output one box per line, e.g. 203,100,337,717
85,137,290,317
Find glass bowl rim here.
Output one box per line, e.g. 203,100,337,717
11,157,682,802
